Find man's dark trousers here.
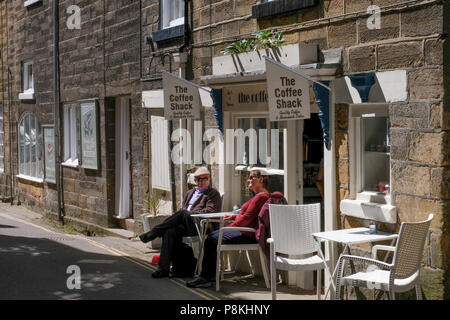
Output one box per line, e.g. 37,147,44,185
147,209,199,272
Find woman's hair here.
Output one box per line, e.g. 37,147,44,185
250,169,270,190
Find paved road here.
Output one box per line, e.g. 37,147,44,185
0,212,213,300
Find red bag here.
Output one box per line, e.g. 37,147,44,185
151,255,160,265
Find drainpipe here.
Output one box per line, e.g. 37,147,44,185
7,67,13,204
53,0,63,223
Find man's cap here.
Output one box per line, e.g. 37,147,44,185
194,167,210,177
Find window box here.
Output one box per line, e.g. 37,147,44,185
252,0,319,19
213,43,318,76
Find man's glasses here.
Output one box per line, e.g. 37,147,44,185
196,177,209,182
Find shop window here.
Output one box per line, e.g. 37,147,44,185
0,105,4,172
234,116,285,204
19,61,35,100
63,105,78,167
18,113,43,180
350,104,390,199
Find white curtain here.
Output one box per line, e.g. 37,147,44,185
116,98,130,219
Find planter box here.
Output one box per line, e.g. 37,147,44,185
212,43,318,76
141,214,171,250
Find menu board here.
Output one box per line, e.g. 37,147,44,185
43,126,56,183
80,100,99,170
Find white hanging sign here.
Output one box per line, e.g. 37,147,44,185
163,72,201,120
265,57,311,121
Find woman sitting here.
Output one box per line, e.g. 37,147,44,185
186,169,269,288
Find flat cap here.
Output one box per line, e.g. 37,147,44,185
194,167,210,177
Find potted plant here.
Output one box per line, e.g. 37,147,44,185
213,30,318,76
141,190,169,250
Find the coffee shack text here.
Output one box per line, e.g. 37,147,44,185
170,86,194,110
275,77,303,109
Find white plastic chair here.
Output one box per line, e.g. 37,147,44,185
268,203,327,300
335,214,433,300
215,226,270,291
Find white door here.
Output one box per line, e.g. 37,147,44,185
115,97,131,219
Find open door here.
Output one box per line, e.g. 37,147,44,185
115,96,131,219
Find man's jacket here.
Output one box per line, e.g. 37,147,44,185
182,187,222,214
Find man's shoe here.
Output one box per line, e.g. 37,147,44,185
152,269,170,278
186,276,212,288
139,230,157,243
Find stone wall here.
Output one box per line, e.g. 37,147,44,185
190,0,448,298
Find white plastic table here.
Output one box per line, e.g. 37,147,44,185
192,211,237,275
312,227,398,299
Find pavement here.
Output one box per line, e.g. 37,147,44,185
0,202,320,300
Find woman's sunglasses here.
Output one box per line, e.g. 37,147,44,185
196,177,209,182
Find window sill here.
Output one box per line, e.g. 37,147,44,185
152,24,184,42
17,174,44,185
340,197,397,224
252,0,318,19
62,159,79,168
19,91,35,100
24,0,42,7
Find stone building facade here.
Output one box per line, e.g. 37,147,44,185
0,0,447,299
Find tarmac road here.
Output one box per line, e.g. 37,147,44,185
0,211,214,300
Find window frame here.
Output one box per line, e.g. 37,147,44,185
349,103,391,202
161,0,184,29
17,112,43,181
19,61,35,100
63,104,79,167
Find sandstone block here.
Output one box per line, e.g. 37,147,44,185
391,163,431,197
409,132,448,166
349,45,376,73
401,5,443,37
378,41,423,70
408,68,444,100
395,194,444,230
358,13,400,44
323,0,343,17
425,38,444,66
389,101,428,129
389,129,408,161
327,21,357,49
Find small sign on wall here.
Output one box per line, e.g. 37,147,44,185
265,57,311,121
80,99,100,170
43,125,56,183
163,71,201,120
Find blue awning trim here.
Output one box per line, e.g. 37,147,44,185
348,73,376,103
313,81,330,150
210,88,223,134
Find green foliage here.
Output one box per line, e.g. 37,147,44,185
147,190,161,216
221,39,255,55
221,30,286,55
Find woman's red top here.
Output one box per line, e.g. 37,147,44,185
228,192,269,238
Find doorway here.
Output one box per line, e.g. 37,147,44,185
115,96,131,219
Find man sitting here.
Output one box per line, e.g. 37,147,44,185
187,169,269,288
139,167,222,278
